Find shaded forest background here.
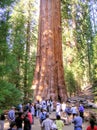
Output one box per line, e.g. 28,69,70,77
0,0,97,111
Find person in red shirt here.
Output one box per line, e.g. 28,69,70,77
27,109,33,124
86,117,97,130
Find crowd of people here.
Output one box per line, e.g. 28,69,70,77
0,99,97,130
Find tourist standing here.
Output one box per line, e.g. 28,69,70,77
86,118,97,130
49,99,53,112
41,100,47,110
8,107,15,124
18,104,23,112
39,108,47,124
36,100,41,118
23,114,31,130
27,109,33,130
56,102,61,117
86,113,97,130
72,113,83,130
55,115,64,130
65,104,72,124
71,104,77,119
47,99,51,114
0,111,5,130
78,104,84,122
15,112,23,130
61,102,66,113
41,114,53,130
30,103,35,124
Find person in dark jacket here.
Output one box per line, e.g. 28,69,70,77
15,112,23,130
7,121,17,130
23,114,31,130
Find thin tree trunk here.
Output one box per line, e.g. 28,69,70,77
24,0,31,100
33,0,67,102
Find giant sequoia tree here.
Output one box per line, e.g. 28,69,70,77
32,0,67,101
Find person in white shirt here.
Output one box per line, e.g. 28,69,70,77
36,100,41,118
62,102,66,112
56,102,61,117
41,100,47,110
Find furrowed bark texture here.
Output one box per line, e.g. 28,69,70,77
33,0,67,102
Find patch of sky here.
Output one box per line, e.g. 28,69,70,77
88,0,97,33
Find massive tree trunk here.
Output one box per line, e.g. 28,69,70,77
32,0,67,102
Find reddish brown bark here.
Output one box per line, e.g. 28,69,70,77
32,0,67,102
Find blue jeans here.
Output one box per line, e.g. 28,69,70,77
74,126,82,130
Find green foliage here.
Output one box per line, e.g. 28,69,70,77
61,0,72,19
0,80,22,110
93,82,97,102
92,35,97,101
62,0,94,97
65,69,78,96
93,35,97,80
0,0,15,7
8,0,38,101
0,0,38,108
